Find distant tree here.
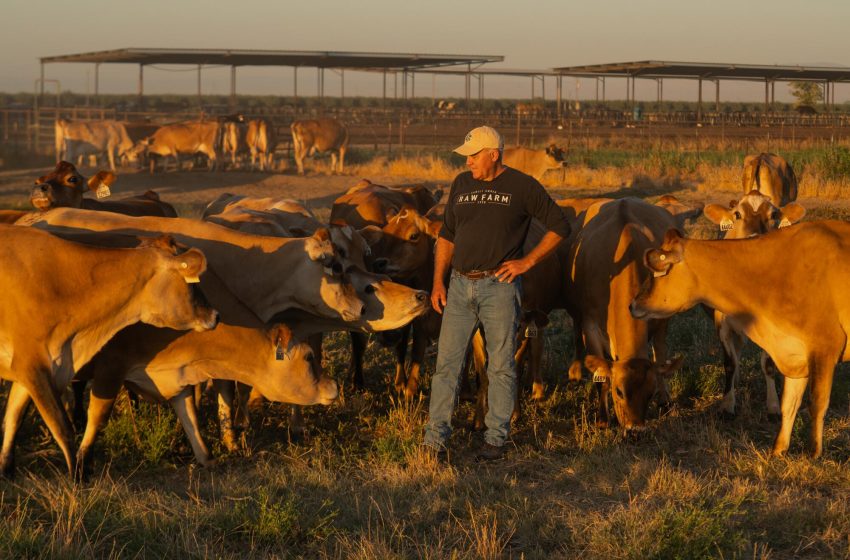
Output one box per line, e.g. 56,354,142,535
789,81,823,107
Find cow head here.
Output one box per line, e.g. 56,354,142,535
704,190,805,240
654,195,703,228
137,236,219,332
367,206,442,280
300,228,366,322
630,229,693,320
585,355,684,432
30,162,115,211
545,144,567,167
254,324,338,406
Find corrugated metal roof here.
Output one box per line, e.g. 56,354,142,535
553,60,850,81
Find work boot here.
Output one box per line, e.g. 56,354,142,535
475,442,505,462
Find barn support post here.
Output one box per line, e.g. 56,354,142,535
531,76,535,100
715,79,720,112
196,64,201,104
293,66,298,109
341,69,345,101
466,63,471,109
394,71,398,100
556,75,562,120
764,79,769,113
541,75,546,103
595,76,599,102
770,80,775,106
660,78,664,104
138,64,145,108
39,62,45,101
382,70,387,110
478,74,484,110
94,63,100,101
697,78,703,122
631,75,635,110
411,71,416,102
602,77,606,104
431,74,436,108
229,65,236,110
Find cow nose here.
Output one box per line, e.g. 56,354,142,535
415,291,427,302
39,184,48,193
360,304,367,317
373,258,389,273
624,424,646,441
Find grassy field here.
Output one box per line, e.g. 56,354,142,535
2,149,850,559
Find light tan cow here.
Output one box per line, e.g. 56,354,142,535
25,209,366,324
291,118,348,174
503,145,566,181
565,197,689,431
330,179,440,227
246,119,277,171
702,191,806,419
0,229,218,477
221,121,246,168
55,118,136,171
632,221,850,458
742,153,798,205
134,121,221,172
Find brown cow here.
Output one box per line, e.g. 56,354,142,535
742,153,798,205
246,118,277,171
503,145,566,181
134,121,221,172
703,191,805,419
55,118,136,171
565,197,690,431
291,118,348,174
330,179,440,227
29,162,177,217
0,229,218,477
632,221,850,457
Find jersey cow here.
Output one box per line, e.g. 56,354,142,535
291,118,348,174
742,153,798,205
134,121,222,172
632,221,850,458
503,145,566,181
55,118,136,171
0,229,218,477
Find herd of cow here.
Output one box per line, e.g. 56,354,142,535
0,149,846,482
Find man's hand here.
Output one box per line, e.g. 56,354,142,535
495,258,532,283
431,280,447,314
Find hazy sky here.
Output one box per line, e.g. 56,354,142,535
2,0,848,102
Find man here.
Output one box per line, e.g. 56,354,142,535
423,126,570,461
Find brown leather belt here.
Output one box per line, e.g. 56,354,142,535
457,269,498,280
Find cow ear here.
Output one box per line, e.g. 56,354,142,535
656,355,685,378
584,355,611,383
704,204,734,229
139,234,177,252
268,323,293,351
777,203,806,227
426,219,443,240
644,248,679,277
88,171,116,190
171,248,207,283
358,225,384,247
306,228,335,262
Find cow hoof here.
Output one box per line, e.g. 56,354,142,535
568,361,583,382
0,457,14,479
767,412,782,423
656,401,674,417
531,383,545,401
199,457,218,469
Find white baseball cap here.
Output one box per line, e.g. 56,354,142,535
453,126,504,156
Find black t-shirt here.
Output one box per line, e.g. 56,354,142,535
439,167,571,272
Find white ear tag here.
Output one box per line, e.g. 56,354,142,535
181,261,200,283
653,269,669,278
779,218,791,228
95,185,111,199
524,323,537,338
275,339,285,360
720,219,733,231
592,371,608,384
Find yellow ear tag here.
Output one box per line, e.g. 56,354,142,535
180,262,200,283
720,219,733,231
524,323,537,338
95,185,111,199
592,371,608,384
779,218,791,228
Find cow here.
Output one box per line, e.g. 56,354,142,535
702,191,806,420
330,180,441,227
742,153,798,206
0,229,218,477
54,118,136,171
74,259,337,472
631,221,850,458
563,197,694,431
246,118,277,171
133,121,221,173
221,121,246,169
503,145,566,181
291,118,349,174
29,161,177,217
25,209,367,325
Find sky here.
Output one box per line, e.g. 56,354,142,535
2,0,849,103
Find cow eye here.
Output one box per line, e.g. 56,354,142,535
733,211,742,220
332,262,343,274
409,232,420,242
615,387,624,399
68,176,78,184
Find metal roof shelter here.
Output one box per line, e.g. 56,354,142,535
39,47,503,107
553,60,850,116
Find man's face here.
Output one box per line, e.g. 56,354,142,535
466,148,500,180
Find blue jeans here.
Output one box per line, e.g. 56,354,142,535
424,271,521,448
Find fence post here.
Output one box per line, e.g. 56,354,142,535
387,121,393,158
399,114,405,156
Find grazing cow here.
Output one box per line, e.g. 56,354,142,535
54,118,136,171
503,145,566,181
742,153,798,205
246,119,277,171
133,121,221,172
30,162,177,216
26,209,366,324
330,179,440,227
631,221,850,457
0,229,218,476
74,260,337,472
702,191,806,419
291,118,348,174
565,198,692,431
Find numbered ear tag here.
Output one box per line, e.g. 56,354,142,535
779,218,791,228
524,323,538,338
720,219,733,231
592,371,608,384
95,185,111,199
275,339,285,361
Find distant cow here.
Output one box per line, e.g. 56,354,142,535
246,119,277,171
134,121,222,172
503,145,566,181
291,118,348,174
55,118,136,171
742,153,798,206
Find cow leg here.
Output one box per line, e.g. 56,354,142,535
403,322,429,400
170,387,214,467
528,336,545,400
567,311,585,382
71,378,88,431
807,360,835,459
330,152,338,174
338,146,346,173
234,382,254,429
213,380,239,453
761,352,782,421
107,146,117,172
349,332,368,390
25,373,77,477
772,374,808,457
584,322,611,427
289,406,305,442
472,328,488,431
718,317,746,419
390,327,410,395
512,336,530,423
0,382,32,477
75,380,122,480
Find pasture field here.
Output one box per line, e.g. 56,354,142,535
1,152,850,559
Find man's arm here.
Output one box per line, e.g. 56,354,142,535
431,237,455,314
495,231,564,284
